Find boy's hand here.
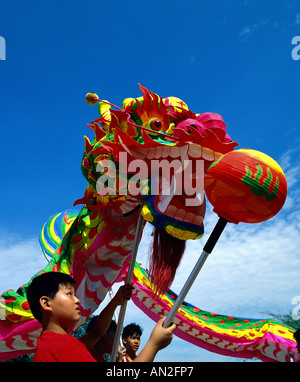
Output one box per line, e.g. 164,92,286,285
117,346,127,362
149,316,176,351
113,284,134,305
132,317,176,362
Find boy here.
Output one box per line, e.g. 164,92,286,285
118,323,143,362
27,272,176,362
27,272,133,362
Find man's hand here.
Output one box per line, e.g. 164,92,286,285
148,316,176,351
113,284,134,306
133,316,176,362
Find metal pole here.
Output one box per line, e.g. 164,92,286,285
163,216,228,328
110,204,144,362
108,289,123,348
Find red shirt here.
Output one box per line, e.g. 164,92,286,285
32,331,96,362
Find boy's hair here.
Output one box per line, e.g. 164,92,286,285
122,323,143,340
26,272,76,323
294,328,300,343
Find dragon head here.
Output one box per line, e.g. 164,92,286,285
76,84,238,294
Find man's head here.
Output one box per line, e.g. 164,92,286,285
27,272,80,329
87,317,117,354
102,320,117,353
122,323,143,354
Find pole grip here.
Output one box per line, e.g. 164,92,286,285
203,216,228,253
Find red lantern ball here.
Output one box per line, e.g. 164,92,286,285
204,149,287,224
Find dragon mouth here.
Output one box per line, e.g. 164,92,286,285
158,193,206,226
117,136,222,228
141,144,211,226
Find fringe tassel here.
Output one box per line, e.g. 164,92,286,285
148,226,186,296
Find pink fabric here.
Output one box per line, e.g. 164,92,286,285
131,278,297,362
0,319,41,360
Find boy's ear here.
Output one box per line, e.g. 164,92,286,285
39,296,52,312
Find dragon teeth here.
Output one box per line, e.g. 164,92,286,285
162,146,170,158
122,141,218,163
187,143,202,158
170,146,180,158
146,147,155,159
154,146,163,159
201,147,215,161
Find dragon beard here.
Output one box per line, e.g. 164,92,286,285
148,226,186,296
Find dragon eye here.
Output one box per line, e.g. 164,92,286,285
150,119,162,131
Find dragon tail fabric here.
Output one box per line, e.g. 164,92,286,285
131,262,297,362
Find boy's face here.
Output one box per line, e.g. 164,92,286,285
123,333,141,354
47,283,80,330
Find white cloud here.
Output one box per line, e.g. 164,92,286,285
0,234,47,293
240,24,258,41
239,18,270,41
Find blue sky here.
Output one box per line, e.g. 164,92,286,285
0,0,300,362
